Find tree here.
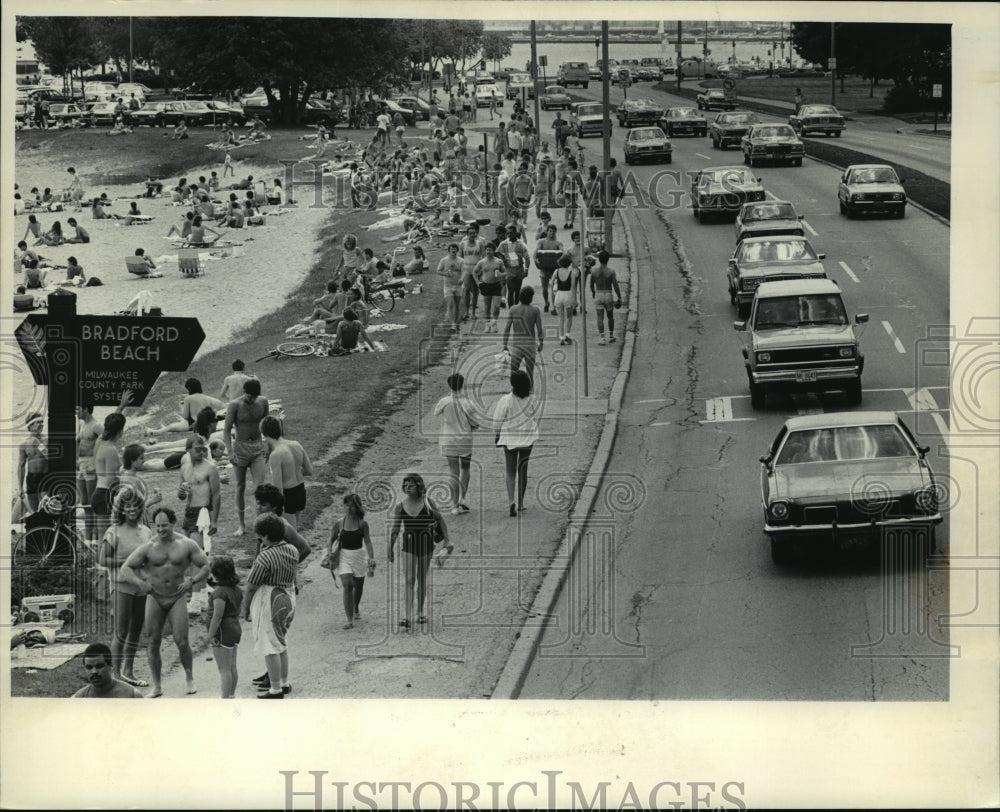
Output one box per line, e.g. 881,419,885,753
18,17,99,82
149,17,412,123
481,32,513,72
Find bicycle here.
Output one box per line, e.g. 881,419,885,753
256,338,332,362
361,277,399,313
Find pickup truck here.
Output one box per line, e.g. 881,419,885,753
557,62,590,89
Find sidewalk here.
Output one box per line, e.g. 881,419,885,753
153,203,636,700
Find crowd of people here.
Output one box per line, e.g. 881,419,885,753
15,85,632,701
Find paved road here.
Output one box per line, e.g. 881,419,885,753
569,80,951,183
517,112,953,699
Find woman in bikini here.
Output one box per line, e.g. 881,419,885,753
92,412,126,546
187,215,221,247
387,473,452,628
99,490,152,689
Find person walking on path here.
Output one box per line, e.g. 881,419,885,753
492,370,540,517
794,88,805,114
206,555,243,698
533,223,564,314
551,255,581,345
98,490,152,689
459,224,487,322
589,249,623,345
260,415,312,530
473,248,508,333
224,378,269,536
243,514,298,698
502,286,544,390
119,506,210,697
327,494,376,630
436,242,465,332
434,374,479,514
388,474,452,629
498,225,530,309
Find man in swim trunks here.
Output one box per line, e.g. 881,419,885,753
224,378,269,536
219,359,255,402
260,416,312,529
588,250,623,345
178,436,220,548
243,514,298,698
18,412,48,513
119,506,210,697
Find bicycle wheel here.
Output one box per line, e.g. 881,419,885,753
371,289,395,313
276,341,317,358
13,525,78,567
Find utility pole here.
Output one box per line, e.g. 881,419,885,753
676,21,683,90
602,20,612,255
531,21,541,132
830,23,836,105
128,17,134,84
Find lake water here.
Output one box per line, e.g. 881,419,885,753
505,40,800,74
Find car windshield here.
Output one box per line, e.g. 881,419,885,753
743,202,797,222
753,294,848,329
753,126,795,138
804,105,838,116
704,168,756,186
723,114,756,125
545,86,563,94
851,167,899,184
631,128,664,141
670,108,700,119
577,104,603,116
776,424,912,465
737,240,817,263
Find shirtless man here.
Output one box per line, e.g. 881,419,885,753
17,413,47,513
260,416,312,529
588,250,623,345
178,436,221,549
72,643,144,699
219,359,254,401
77,390,132,543
224,378,269,535
119,506,210,697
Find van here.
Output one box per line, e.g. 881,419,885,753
557,62,590,89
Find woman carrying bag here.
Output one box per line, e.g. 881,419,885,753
324,494,375,630
388,474,452,629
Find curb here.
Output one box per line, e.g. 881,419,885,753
490,206,639,699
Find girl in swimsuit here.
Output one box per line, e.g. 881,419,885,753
206,555,243,698
328,494,375,629
93,413,126,546
388,473,452,628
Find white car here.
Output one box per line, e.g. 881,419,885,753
474,83,503,108
116,83,148,103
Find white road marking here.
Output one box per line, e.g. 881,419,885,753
696,153,713,160
705,397,733,421
882,320,908,353
635,398,670,404
698,417,755,423
904,388,950,448
904,142,931,151
650,421,672,427
801,219,818,236
839,260,860,283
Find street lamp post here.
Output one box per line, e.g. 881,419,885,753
731,40,736,66
595,36,600,69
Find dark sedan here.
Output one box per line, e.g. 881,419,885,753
690,165,765,221
741,123,805,167
788,103,846,137
540,85,571,111
130,101,176,126
660,106,707,137
709,111,760,150
760,411,942,563
616,98,665,128
696,89,736,111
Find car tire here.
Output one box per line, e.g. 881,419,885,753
624,154,631,165
728,285,737,306
793,158,802,167
896,206,906,219
742,151,750,165
770,537,791,565
839,199,847,215
694,208,701,221
665,155,672,164
833,131,841,138
749,380,765,410
846,379,863,406
583,83,589,89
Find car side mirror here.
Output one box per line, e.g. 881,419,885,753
917,445,930,457
728,259,737,270
817,253,826,260
854,313,869,324
899,179,906,184
797,215,804,220
733,320,746,331
759,454,773,471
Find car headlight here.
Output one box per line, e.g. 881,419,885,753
892,193,905,201
914,486,938,513
756,351,772,363
768,500,790,522
838,347,855,358
853,193,867,201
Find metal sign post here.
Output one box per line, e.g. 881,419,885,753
579,196,589,398
932,83,942,132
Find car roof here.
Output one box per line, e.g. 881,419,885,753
846,163,895,172
739,234,809,244
782,411,901,432
755,278,841,298
743,199,794,209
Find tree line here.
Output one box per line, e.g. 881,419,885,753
17,16,517,123
791,22,950,111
